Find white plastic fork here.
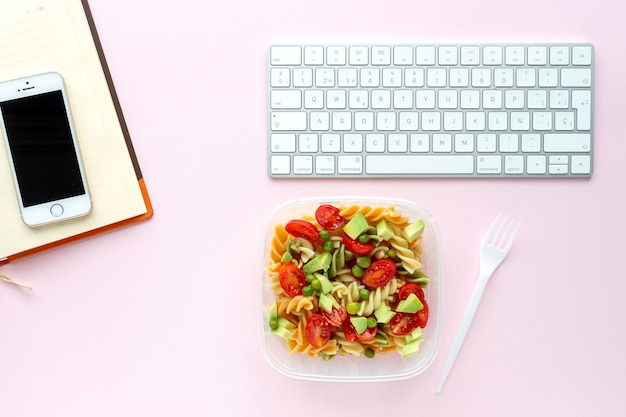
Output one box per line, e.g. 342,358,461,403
435,215,521,393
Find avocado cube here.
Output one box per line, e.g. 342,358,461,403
303,252,332,274
376,219,394,241
269,301,278,321
405,327,423,344
401,339,422,357
403,219,425,243
374,302,396,324
349,316,368,334
319,293,335,314
314,272,334,294
343,213,370,240
396,293,424,314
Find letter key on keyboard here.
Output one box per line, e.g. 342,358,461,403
267,43,594,178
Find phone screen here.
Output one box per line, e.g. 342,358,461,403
0,90,85,207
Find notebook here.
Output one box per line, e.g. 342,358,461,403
0,0,153,265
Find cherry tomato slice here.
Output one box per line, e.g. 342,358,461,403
278,263,307,297
398,282,425,302
322,305,347,326
416,299,429,328
342,234,374,255
357,326,377,341
315,205,346,230
285,219,320,243
343,319,359,342
362,258,396,288
343,319,377,342
306,314,331,347
389,300,429,335
389,312,421,336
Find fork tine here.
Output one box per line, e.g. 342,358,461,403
494,217,513,248
502,220,521,252
482,214,501,246
491,216,510,247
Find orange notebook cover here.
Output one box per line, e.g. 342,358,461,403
0,0,153,266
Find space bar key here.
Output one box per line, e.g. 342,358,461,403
366,155,475,175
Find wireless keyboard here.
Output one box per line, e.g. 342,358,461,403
267,43,594,178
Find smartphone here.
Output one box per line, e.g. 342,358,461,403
0,72,91,227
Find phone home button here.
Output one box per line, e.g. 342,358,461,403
50,204,64,217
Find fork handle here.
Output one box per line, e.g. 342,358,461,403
435,269,491,393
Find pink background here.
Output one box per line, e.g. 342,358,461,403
2,0,625,415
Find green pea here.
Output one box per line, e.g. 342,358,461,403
323,240,334,252
347,302,361,315
311,278,322,291
269,318,279,330
356,256,371,268
364,347,375,358
302,285,314,296
359,288,371,300
306,274,315,283
358,234,370,243
387,249,397,259
352,265,364,278
367,317,377,328
319,230,331,241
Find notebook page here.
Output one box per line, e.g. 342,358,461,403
0,0,147,261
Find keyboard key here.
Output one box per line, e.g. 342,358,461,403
505,46,525,65
349,46,369,65
477,155,501,174
527,155,547,174
293,155,313,174
338,155,363,174
327,46,347,65
438,46,458,65
550,46,570,65
304,46,324,65
544,133,591,152
527,46,548,65
416,46,436,65
270,90,302,109
316,155,335,174
505,155,524,174
270,133,296,152
270,46,301,65
460,46,480,65
483,46,503,65
271,155,291,174
366,155,474,174
394,46,414,65
561,68,592,87
270,68,290,87
270,112,307,131
571,155,591,174
572,46,593,65
572,90,592,130
372,46,392,65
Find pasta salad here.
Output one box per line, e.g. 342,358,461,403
267,203,430,359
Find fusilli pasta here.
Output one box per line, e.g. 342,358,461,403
267,203,430,360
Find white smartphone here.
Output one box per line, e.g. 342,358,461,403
0,72,91,227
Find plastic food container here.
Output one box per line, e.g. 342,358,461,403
258,197,441,382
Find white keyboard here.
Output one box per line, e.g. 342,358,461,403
267,43,594,178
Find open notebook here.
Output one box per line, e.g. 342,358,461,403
0,0,153,265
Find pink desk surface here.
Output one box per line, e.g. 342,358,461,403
2,0,625,416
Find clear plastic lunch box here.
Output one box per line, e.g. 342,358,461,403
258,197,441,382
